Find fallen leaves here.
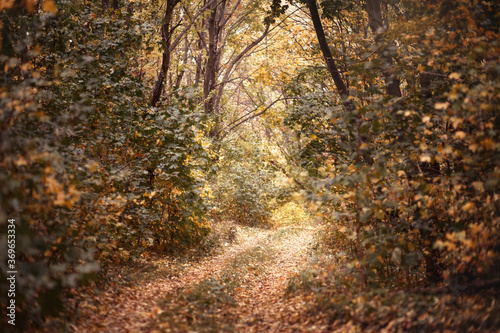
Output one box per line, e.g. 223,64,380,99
62,226,320,333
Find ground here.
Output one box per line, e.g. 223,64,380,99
37,222,500,333
66,225,327,333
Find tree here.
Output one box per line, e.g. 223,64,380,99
284,0,500,288
150,0,181,107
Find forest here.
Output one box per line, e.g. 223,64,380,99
1,0,499,331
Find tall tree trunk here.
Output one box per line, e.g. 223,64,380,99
307,0,374,166
149,0,180,107
307,0,350,101
203,0,225,116
194,35,203,86
194,14,205,87
203,0,227,138
174,36,189,88
365,0,402,97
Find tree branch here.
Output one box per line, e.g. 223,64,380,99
218,94,284,141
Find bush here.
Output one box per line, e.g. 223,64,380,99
284,0,500,287
210,132,286,227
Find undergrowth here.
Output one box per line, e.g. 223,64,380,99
286,255,500,332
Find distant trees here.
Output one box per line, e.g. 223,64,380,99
147,0,276,141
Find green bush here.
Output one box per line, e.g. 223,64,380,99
210,133,286,227
0,1,211,325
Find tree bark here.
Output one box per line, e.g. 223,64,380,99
173,36,190,89
307,0,375,165
307,0,350,101
203,0,225,116
149,0,180,107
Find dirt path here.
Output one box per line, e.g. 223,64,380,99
232,227,317,332
72,225,317,332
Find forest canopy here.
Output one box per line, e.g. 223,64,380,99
1,0,499,331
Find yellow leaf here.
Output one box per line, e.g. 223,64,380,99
45,176,63,194
449,116,463,129
21,63,31,72
448,90,458,101
66,185,81,208
462,202,476,212
470,223,482,235
472,181,484,192
449,72,461,80
434,240,444,250
145,191,157,199
434,102,449,110
480,103,490,111
480,138,494,150
454,131,466,139
419,155,431,163
15,156,28,167
42,0,57,13
444,241,456,251
54,191,66,206
86,161,99,172
0,0,15,11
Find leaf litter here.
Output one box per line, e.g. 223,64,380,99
67,226,321,332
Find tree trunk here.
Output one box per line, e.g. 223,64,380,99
194,33,203,86
365,0,402,97
174,36,189,88
203,0,224,116
307,0,374,165
149,0,180,107
307,0,350,101
202,0,227,139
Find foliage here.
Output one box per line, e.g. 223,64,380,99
270,201,315,226
2,0,499,330
287,260,500,332
109,88,211,255
0,0,210,325
284,0,500,289
210,132,286,227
